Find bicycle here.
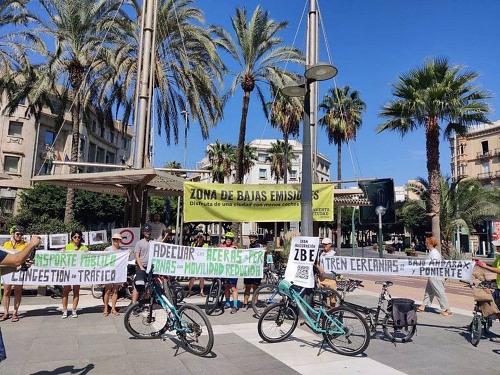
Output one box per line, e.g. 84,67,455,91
123,265,214,356
328,276,417,343
205,278,225,315
251,268,287,318
257,279,370,356
460,279,497,346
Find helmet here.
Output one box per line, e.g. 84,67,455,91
10,225,25,234
225,232,235,239
249,232,258,238
142,224,152,232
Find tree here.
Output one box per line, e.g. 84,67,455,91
206,141,235,183
319,86,366,251
378,58,491,242
211,6,304,184
242,144,258,177
265,140,295,183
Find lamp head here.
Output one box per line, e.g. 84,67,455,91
375,206,387,216
305,62,338,82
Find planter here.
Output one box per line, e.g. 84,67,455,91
406,252,417,257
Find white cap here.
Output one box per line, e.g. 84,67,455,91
112,233,122,240
321,237,332,245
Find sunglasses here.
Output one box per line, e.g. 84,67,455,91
14,232,23,236
72,235,81,239
112,238,121,241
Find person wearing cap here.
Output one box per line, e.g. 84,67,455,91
315,237,337,308
1,225,28,322
132,224,153,304
243,232,262,311
187,233,208,297
220,232,240,314
103,233,124,317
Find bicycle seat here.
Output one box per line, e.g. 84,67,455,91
375,281,393,287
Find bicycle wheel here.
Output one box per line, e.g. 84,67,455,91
322,306,370,356
91,284,105,299
258,302,298,343
382,313,416,343
205,279,223,315
177,304,214,356
470,314,482,346
123,301,169,339
252,283,283,318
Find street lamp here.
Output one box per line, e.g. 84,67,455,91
282,62,338,236
375,205,387,258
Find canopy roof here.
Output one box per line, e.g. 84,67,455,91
31,168,184,197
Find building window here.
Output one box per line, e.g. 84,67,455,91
258,153,268,162
459,143,465,155
0,198,15,216
481,141,489,154
105,152,116,164
50,100,62,115
4,156,20,173
79,137,86,158
40,161,53,175
8,121,23,137
290,170,297,180
259,168,267,179
121,137,128,149
92,120,97,133
100,125,105,138
44,130,54,146
109,131,115,144
481,161,490,174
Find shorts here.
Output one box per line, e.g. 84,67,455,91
244,278,261,286
221,278,238,286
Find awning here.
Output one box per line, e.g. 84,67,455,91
31,168,184,197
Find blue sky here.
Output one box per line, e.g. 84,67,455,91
152,0,500,187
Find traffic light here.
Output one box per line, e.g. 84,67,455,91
359,178,395,225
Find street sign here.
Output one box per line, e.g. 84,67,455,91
358,178,396,225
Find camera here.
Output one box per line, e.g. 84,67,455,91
20,249,37,272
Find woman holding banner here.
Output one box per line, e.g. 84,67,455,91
103,233,123,316
220,232,240,314
417,237,452,316
60,230,88,319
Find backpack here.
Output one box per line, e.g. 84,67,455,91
389,298,417,328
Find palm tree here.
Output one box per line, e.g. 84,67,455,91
319,86,366,251
242,144,258,177
378,58,491,242
268,86,301,183
265,140,295,184
104,0,225,145
211,6,304,184
206,141,235,183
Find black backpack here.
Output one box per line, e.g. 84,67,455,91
389,298,417,328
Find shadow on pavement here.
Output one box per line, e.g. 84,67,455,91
32,364,95,375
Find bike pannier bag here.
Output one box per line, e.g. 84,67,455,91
390,298,417,328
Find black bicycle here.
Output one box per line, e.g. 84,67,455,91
205,278,225,315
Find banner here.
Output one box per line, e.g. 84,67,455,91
183,182,334,222
284,236,320,288
1,250,129,286
147,241,265,278
321,256,474,280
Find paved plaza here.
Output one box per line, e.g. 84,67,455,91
0,276,499,375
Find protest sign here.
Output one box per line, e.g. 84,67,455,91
284,236,320,288
1,250,128,286
321,256,474,280
147,241,265,278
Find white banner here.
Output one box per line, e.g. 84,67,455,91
321,256,474,280
1,250,129,285
147,241,265,278
284,236,320,288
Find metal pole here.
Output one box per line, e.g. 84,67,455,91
351,207,356,257
454,132,461,253
182,110,188,169
378,212,383,258
301,80,313,237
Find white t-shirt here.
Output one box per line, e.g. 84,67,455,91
427,248,441,261
149,222,167,240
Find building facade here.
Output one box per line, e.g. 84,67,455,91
0,98,133,218
450,121,500,187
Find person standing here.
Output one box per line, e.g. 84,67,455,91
132,224,153,304
103,233,124,316
1,226,28,322
242,232,262,311
150,213,167,241
61,230,88,319
187,233,208,297
220,232,239,314
417,236,452,316
315,237,337,308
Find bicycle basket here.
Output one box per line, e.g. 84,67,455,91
278,280,292,297
336,279,357,293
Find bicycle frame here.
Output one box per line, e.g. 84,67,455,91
149,278,190,333
339,284,390,329
288,286,346,335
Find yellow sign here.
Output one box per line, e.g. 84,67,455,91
183,182,334,222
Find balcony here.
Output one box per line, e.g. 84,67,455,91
477,172,494,180
476,151,492,159
495,148,500,156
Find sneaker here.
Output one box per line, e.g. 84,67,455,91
72,310,78,318
230,307,239,314
490,337,500,343
61,310,68,319
244,304,250,311
224,303,231,309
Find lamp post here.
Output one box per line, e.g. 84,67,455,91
375,205,386,258
282,62,337,236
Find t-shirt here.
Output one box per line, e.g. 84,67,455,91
492,255,500,289
150,222,167,240
427,248,441,261
3,240,28,251
65,243,88,251
134,238,151,268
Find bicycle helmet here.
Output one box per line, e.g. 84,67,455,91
225,232,235,239
10,225,25,234
249,232,258,238
141,223,152,232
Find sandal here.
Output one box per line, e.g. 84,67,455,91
416,306,426,313
200,293,206,297
11,314,19,322
0,314,9,322
103,311,109,317
440,310,452,316
111,310,120,316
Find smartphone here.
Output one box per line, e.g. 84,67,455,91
20,249,37,271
